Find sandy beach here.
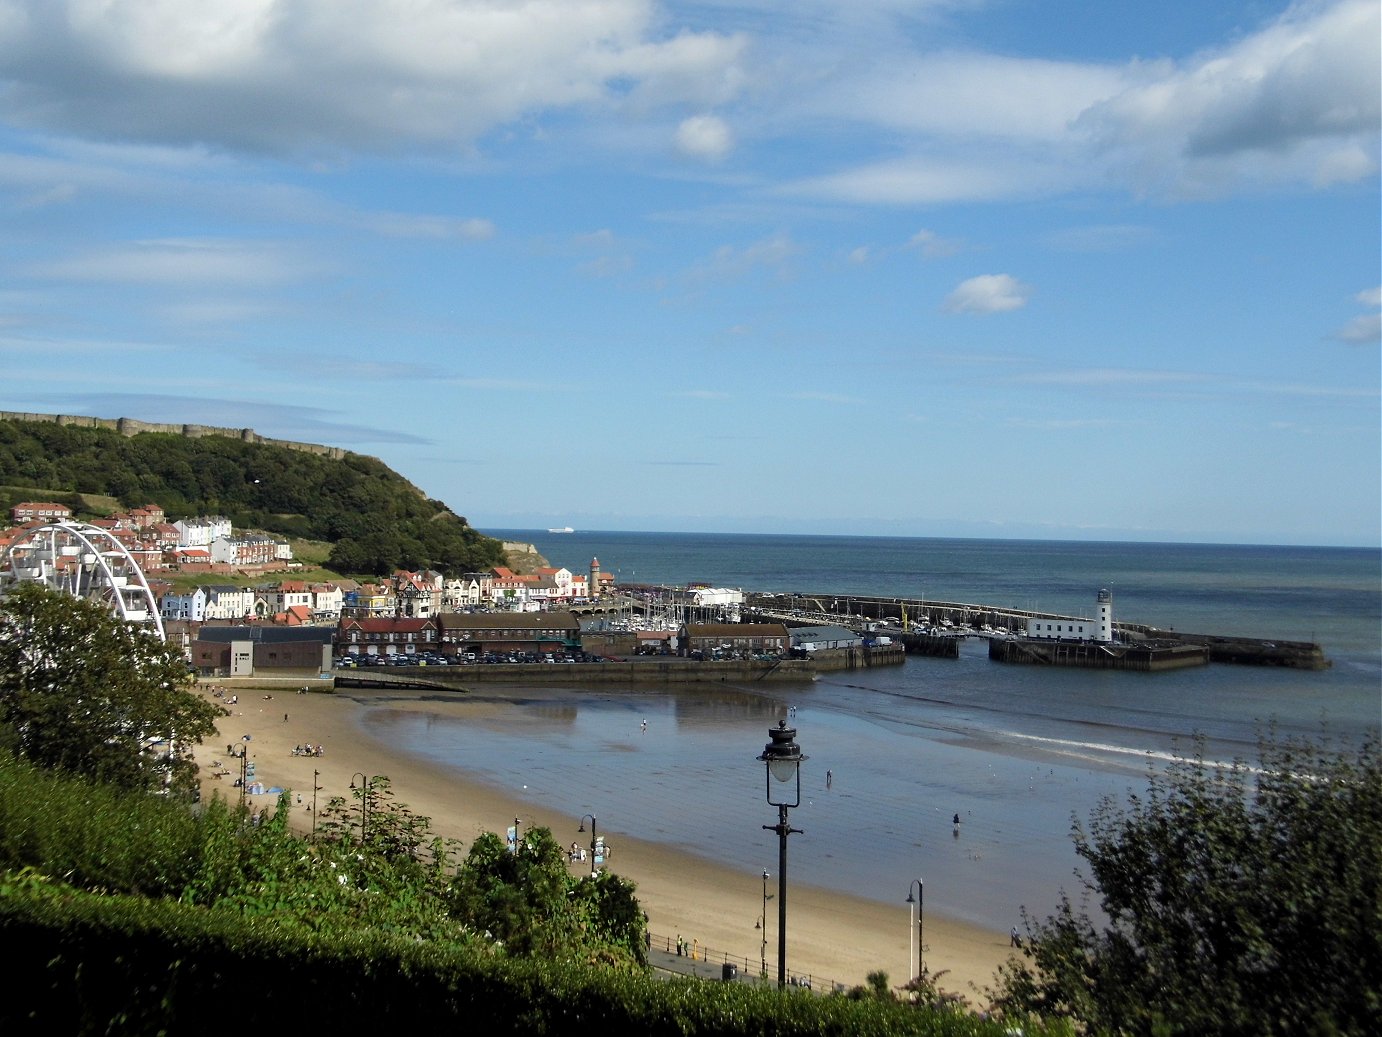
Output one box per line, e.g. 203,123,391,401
195,680,1017,1002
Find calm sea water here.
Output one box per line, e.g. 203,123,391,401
367,532,1380,934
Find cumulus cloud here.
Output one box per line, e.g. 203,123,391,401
0,0,748,155
675,114,734,161
943,274,1031,314
1078,0,1380,196
781,0,1379,204
1333,286,1382,343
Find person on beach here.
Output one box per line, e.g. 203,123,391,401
1011,926,1021,948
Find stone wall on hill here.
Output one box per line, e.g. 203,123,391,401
0,411,353,461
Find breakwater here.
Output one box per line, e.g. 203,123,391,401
739,591,1329,669
988,637,1209,671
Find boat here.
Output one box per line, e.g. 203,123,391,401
547,527,575,534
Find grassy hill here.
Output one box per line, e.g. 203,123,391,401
0,417,505,578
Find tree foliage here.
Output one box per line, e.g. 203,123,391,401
992,731,1382,1036
448,827,648,966
0,417,505,576
0,583,223,797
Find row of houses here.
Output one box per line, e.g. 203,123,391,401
157,556,620,628
3,502,292,572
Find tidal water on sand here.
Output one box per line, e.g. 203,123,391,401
368,532,1380,933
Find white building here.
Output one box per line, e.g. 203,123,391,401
203,585,256,621
209,535,276,566
161,586,208,622
174,516,233,548
1025,588,1115,643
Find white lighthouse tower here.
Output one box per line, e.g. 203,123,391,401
1095,588,1114,643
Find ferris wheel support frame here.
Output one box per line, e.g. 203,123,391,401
1,521,166,639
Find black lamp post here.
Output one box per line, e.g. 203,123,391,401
758,720,805,987
233,742,249,811
759,868,773,978
578,814,599,877
906,877,924,979
350,772,373,842
511,816,521,854
311,769,322,837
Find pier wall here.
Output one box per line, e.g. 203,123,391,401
336,658,817,690
800,644,906,671
988,638,1209,672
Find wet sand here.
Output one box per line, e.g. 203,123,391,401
196,681,1017,1001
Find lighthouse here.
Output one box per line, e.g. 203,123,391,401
1095,588,1113,643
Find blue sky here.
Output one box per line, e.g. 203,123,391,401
0,0,1377,547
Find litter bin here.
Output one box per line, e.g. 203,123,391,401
722,962,738,982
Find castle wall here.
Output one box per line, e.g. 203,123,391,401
0,411,349,460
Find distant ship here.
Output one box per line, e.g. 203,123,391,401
547,526,575,533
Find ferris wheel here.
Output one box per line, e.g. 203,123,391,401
0,521,166,638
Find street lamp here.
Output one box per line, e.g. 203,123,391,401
578,814,599,877
759,869,773,978
757,720,806,988
510,816,522,855
350,772,373,842
311,769,322,837
906,877,924,980
232,742,249,812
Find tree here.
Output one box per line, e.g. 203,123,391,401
0,583,223,798
992,731,1382,1036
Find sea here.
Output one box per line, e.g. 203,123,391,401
366,532,1381,935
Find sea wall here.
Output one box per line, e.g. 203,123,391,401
0,411,350,461
803,644,906,670
988,637,1209,672
335,658,817,689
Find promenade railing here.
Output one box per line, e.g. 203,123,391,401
646,930,843,993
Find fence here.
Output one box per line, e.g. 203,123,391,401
646,931,844,993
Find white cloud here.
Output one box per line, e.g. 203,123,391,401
0,0,748,154
1333,313,1381,344
943,274,1031,314
32,238,325,286
907,228,965,259
690,231,800,282
675,114,734,161
1079,0,1381,196
781,0,1380,204
1333,285,1382,343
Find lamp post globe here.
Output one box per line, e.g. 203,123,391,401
757,720,806,987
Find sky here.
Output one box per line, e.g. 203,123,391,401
0,1,1378,547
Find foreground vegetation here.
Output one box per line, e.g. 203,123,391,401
0,416,505,576
993,731,1382,1035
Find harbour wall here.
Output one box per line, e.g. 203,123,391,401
742,592,1328,669
988,638,1210,672
335,657,818,690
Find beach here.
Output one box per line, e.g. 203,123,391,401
195,680,1017,1000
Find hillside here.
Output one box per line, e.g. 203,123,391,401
0,416,505,578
